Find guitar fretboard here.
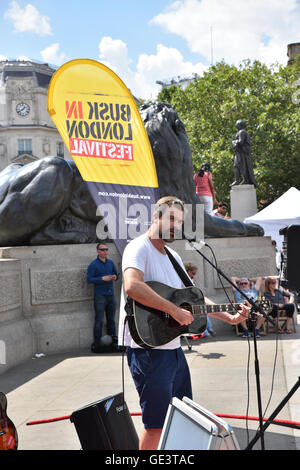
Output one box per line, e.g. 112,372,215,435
188,303,239,315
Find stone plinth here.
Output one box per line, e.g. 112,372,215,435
0,243,121,374
230,184,257,222
0,235,277,374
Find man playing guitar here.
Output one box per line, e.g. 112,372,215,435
118,196,249,450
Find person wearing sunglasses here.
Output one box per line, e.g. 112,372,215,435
231,276,265,338
87,242,119,350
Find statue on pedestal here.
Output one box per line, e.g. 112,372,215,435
231,120,256,187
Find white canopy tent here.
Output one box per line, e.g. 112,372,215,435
244,187,300,249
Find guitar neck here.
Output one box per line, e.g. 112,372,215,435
192,303,240,315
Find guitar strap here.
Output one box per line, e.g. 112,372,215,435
164,247,194,288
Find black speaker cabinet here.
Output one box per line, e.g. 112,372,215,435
70,392,139,450
279,225,300,291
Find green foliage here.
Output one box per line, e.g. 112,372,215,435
157,59,300,209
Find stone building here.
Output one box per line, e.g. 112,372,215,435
156,72,199,90
287,42,300,66
0,60,70,171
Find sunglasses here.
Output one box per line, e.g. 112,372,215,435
166,200,184,209
155,199,185,214
239,282,248,286
98,248,108,251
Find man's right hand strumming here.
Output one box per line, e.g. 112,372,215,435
171,306,194,326
124,267,194,327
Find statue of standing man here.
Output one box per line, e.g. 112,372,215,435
231,120,257,187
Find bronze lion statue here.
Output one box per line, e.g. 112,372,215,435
0,102,263,246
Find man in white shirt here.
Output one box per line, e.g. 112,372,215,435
212,202,230,218
118,196,249,450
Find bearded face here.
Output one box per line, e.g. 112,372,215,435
153,206,184,243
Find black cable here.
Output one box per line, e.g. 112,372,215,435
121,316,127,412
202,241,252,447
245,333,251,445
204,241,281,447
258,309,280,428
204,243,239,313
261,263,285,419
257,260,285,427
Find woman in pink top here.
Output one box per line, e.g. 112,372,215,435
193,162,218,213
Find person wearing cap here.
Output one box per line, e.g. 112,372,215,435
231,276,265,338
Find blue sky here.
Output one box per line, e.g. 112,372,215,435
1,0,299,98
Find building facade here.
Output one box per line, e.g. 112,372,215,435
0,60,70,171
287,42,300,66
156,72,199,91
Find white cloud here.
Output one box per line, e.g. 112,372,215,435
97,0,300,99
151,0,300,66
98,36,136,90
99,37,132,74
4,1,52,36
136,44,207,97
40,43,67,66
98,36,207,99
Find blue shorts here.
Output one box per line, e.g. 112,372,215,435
127,347,192,429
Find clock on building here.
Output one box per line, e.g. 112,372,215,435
16,102,30,116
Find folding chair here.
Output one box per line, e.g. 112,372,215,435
266,302,296,334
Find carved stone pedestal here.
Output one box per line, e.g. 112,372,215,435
0,243,121,374
230,184,257,222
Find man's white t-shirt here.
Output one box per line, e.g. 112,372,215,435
118,233,187,350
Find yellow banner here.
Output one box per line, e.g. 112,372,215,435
47,59,158,188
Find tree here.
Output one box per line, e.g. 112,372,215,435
157,59,300,209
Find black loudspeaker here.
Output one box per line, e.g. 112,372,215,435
70,392,139,450
279,225,300,291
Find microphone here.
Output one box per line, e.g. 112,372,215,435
182,233,207,246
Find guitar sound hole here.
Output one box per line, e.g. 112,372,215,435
180,303,192,312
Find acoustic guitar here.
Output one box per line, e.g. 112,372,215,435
126,281,272,348
0,392,18,450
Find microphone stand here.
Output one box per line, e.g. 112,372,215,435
186,238,276,450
